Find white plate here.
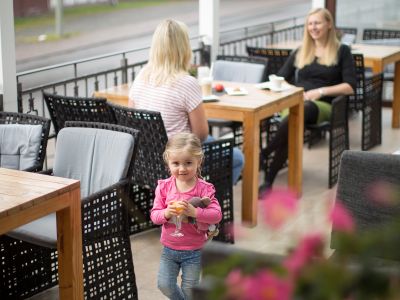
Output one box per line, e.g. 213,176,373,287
225,87,249,96
255,81,293,92
202,95,220,102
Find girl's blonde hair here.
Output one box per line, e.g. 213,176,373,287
295,8,340,68
163,133,204,178
141,19,192,86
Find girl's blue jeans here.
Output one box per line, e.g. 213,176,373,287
158,246,201,300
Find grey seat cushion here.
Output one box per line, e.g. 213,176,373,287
8,127,135,248
212,60,266,83
0,124,42,170
53,127,134,198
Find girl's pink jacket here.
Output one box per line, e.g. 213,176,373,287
150,176,222,250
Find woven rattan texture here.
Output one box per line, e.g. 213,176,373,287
0,112,50,172
331,151,400,260
201,138,234,244
362,28,400,40
109,104,235,243
348,54,365,111
0,236,58,299
43,92,117,135
0,122,139,299
362,73,383,151
328,96,349,188
109,103,169,189
350,54,383,150
246,46,292,78
336,27,358,36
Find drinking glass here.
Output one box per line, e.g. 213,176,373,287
170,201,184,237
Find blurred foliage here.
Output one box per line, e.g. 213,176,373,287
203,188,400,300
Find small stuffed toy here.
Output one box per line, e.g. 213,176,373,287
188,196,219,239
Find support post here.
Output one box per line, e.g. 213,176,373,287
0,1,18,112
199,0,219,64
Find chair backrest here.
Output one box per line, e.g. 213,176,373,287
202,138,234,243
362,28,400,40
337,26,358,36
348,53,365,111
0,112,50,172
331,151,400,257
43,92,117,134
328,95,349,188
362,72,383,150
213,55,268,83
246,46,292,79
109,103,169,189
53,121,139,198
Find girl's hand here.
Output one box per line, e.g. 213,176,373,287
183,203,197,218
164,200,187,219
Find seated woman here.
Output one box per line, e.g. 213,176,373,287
128,19,244,184
264,7,357,189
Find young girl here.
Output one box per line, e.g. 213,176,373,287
150,132,222,300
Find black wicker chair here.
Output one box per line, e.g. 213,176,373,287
331,150,400,261
109,103,235,243
0,111,50,172
350,54,383,150
208,54,268,148
43,92,117,135
0,121,139,299
306,96,349,188
337,26,357,36
362,28,400,40
246,46,292,78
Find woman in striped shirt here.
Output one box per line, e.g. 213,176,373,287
129,19,244,184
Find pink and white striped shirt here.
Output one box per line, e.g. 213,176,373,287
128,70,202,138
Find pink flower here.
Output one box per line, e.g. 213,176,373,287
245,270,292,300
330,201,355,233
284,232,324,276
262,188,298,229
225,269,248,300
367,180,400,206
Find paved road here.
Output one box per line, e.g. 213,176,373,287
15,0,310,72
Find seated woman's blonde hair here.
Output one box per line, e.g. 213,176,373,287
296,8,340,68
141,19,192,86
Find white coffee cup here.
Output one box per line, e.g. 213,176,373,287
269,75,285,90
200,77,213,97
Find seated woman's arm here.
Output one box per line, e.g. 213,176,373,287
304,82,354,101
304,45,356,101
189,103,209,142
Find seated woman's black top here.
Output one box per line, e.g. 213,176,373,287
277,44,357,104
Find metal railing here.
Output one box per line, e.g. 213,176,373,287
16,16,306,119
218,16,304,56
16,37,208,117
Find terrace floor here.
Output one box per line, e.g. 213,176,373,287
29,107,400,299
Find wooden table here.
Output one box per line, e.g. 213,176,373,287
94,82,304,226
0,168,83,299
270,41,400,128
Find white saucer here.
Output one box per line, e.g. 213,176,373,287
202,95,220,102
255,81,292,92
225,87,249,96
